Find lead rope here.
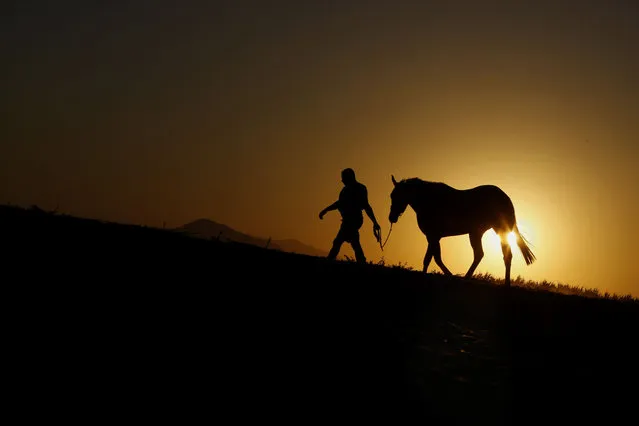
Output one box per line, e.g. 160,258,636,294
378,223,393,251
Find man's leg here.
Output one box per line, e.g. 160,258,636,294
328,230,345,260
350,232,366,264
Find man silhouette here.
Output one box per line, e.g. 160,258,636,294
319,168,381,263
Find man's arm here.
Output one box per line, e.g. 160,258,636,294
319,201,339,219
364,203,379,227
364,200,381,243
361,186,380,228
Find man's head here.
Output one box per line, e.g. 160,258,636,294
341,168,356,185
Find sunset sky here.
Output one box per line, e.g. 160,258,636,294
2,1,638,296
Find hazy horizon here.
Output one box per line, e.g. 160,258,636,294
2,1,638,296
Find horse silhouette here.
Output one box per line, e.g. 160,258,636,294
388,175,536,286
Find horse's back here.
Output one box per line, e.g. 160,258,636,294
462,184,510,201
421,183,510,209
454,184,515,221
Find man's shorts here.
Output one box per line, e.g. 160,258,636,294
335,216,364,243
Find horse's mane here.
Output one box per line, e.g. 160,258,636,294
399,178,451,191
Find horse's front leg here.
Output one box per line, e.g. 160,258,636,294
464,231,485,279
423,244,433,272
432,239,453,275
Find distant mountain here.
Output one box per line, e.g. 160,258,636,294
175,219,328,257
272,238,328,258
175,218,278,248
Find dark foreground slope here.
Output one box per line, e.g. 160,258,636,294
3,205,638,424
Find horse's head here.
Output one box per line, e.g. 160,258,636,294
389,174,409,224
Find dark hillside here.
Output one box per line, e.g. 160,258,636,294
3,205,637,424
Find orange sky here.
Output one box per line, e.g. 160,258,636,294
2,1,638,296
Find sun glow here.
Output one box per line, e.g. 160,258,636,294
507,231,518,251
485,230,519,253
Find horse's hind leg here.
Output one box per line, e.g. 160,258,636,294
464,231,485,279
500,236,513,287
432,239,453,275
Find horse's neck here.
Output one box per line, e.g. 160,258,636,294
408,196,426,213
409,183,449,213
407,193,426,213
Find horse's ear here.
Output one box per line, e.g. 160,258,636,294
391,175,397,186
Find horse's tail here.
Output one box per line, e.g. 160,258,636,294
513,224,536,265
